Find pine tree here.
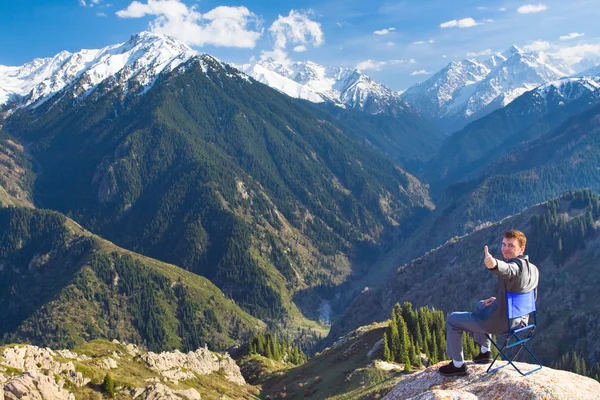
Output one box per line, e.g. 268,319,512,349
383,332,392,362
390,320,401,362
397,314,412,372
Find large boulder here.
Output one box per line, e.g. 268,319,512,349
383,361,600,400
3,371,75,400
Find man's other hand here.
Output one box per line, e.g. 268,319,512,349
482,297,496,307
484,245,497,269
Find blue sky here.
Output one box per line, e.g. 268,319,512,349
1,0,599,90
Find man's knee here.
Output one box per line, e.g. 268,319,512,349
447,312,462,327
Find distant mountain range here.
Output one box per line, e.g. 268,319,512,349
241,58,411,116
401,46,583,133
2,32,598,141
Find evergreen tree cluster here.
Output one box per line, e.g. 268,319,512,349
529,190,600,266
246,333,308,365
553,351,600,382
381,302,479,371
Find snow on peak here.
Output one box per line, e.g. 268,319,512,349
0,31,198,107
242,58,407,114
401,45,576,131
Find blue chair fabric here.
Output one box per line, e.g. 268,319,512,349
486,290,543,376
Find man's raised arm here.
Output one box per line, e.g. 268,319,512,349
484,246,523,279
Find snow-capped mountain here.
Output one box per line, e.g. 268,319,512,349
401,45,576,133
242,59,410,115
577,63,600,78
0,32,198,108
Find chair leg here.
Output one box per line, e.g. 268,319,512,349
487,334,511,374
486,334,542,376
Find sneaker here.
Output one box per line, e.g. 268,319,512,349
473,351,493,364
439,361,467,376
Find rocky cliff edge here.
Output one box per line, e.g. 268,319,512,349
383,361,600,400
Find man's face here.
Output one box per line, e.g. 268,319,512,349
501,237,525,260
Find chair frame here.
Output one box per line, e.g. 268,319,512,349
486,291,543,376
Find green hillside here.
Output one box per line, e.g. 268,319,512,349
0,206,264,351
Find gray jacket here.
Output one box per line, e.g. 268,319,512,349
473,255,539,334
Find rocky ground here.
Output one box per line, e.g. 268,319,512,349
383,360,600,400
0,340,259,399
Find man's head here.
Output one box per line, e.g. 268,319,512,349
502,230,526,260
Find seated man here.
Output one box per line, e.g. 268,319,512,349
439,230,539,376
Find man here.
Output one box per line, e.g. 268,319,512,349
439,230,539,376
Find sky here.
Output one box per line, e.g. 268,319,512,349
1,0,599,90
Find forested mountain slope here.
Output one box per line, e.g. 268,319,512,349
4,55,433,325
0,206,264,351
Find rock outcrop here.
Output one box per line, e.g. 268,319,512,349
139,348,245,385
0,341,247,399
3,371,75,400
383,361,600,400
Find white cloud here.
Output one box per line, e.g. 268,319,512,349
559,32,584,41
391,59,416,64
336,21,349,28
440,18,481,28
477,6,487,10
413,40,425,45
466,49,492,57
499,7,507,11
260,10,323,64
356,58,414,71
523,40,551,51
80,0,104,6
553,43,600,64
374,27,396,35
517,4,548,14
269,10,323,50
116,1,263,48
96,12,107,17
410,69,431,75
387,41,395,47
356,60,387,71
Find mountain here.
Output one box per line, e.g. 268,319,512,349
0,206,264,351
0,31,197,108
401,46,574,133
2,34,434,329
243,59,445,164
242,59,411,115
327,190,600,372
423,74,600,189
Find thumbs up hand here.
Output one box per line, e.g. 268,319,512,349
484,246,497,270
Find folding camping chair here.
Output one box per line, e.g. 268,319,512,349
486,290,543,376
